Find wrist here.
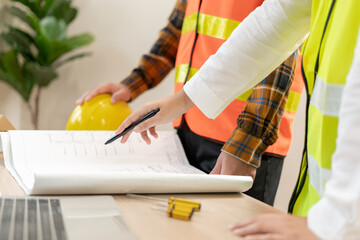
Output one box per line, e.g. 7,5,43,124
177,89,194,114
219,151,256,179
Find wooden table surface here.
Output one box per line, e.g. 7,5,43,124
0,153,280,240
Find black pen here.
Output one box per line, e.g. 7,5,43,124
104,108,160,145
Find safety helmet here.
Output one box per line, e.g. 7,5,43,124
66,94,132,130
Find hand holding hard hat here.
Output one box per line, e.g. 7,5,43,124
76,83,132,105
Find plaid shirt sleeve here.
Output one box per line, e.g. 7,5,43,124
222,52,299,168
120,0,186,100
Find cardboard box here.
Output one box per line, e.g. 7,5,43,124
0,115,15,152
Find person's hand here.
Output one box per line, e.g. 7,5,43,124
229,214,320,240
116,89,194,144
210,152,256,179
76,83,131,105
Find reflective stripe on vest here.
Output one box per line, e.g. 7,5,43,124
173,0,304,157
182,12,240,40
308,152,332,198
310,76,344,117
291,0,360,216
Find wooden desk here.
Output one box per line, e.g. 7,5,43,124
0,153,280,240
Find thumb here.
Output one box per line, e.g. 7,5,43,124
111,88,131,103
210,160,221,175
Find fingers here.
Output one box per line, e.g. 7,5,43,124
115,93,190,145
231,220,264,237
140,131,151,145
120,131,132,144
116,104,155,135
229,214,287,237
76,84,111,105
133,116,159,134
119,129,157,145
111,90,125,103
149,127,158,139
231,215,317,240
117,117,158,145
115,104,159,144
76,83,130,105
210,159,222,175
131,107,161,134
242,234,285,240
76,90,91,105
84,84,109,102
229,219,255,231
111,87,131,103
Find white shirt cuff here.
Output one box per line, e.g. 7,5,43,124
183,74,229,119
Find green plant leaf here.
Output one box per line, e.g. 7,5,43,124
35,32,93,65
45,0,77,24
59,6,77,24
0,51,34,101
35,35,63,65
54,52,92,68
0,53,5,67
46,0,67,15
2,50,23,81
0,68,33,101
12,0,42,17
6,6,40,32
40,16,67,41
49,33,93,64
1,0,93,101
43,0,57,15
51,3,77,24
64,33,94,50
7,6,32,27
1,28,35,61
7,26,34,44
27,12,41,32
24,61,58,87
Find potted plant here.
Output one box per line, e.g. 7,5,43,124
0,0,94,129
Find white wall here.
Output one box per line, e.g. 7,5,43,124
0,0,305,211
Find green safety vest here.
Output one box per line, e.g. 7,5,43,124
289,0,360,216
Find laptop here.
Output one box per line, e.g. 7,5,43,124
0,195,136,240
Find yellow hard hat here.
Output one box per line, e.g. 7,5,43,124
66,94,132,130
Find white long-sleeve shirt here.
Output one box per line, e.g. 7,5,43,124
183,0,360,238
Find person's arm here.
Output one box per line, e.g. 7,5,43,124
221,52,298,169
76,0,185,104
184,0,311,119
306,27,360,239
211,52,298,177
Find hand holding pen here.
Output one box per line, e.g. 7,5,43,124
105,108,160,145
114,89,194,144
